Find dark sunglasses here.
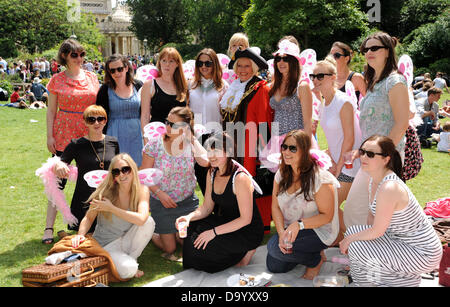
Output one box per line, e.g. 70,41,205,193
165,119,185,129
85,116,107,125
281,144,298,153
112,166,132,177
274,56,290,63
309,73,334,81
332,52,348,60
358,148,388,158
361,45,388,54
196,60,213,68
109,66,125,74
70,52,86,59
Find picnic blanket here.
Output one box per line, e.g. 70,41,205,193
143,246,440,287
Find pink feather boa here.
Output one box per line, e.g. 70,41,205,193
35,157,78,226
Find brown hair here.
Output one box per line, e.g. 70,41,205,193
331,41,353,65
428,87,443,96
269,54,301,98
164,106,195,141
360,32,399,92
203,132,237,177
104,54,135,89
192,48,224,91
360,135,404,181
443,122,450,132
278,130,318,201
157,47,188,102
57,39,85,66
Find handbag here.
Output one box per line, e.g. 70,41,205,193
439,244,450,287
402,125,424,181
253,165,274,198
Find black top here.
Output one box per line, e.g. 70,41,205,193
338,71,361,102
61,135,120,229
150,80,186,123
211,168,264,248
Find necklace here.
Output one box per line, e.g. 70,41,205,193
88,136,106,169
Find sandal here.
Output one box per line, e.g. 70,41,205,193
57,230,69,239
42,228,54,245
161,252,183,262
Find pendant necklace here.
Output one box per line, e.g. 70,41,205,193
89,135,106,169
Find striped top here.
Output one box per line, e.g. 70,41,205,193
369,173,442,267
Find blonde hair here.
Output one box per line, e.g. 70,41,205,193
157,47,188,102
87,154,141,221
315,56,337,75
233,57,259,76
228,33,249,57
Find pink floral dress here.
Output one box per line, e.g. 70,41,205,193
143,135,196,202
47,71,99,152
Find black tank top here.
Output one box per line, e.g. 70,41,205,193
339,71,361,102
150,80,186,123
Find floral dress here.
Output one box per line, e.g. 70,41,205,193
47,71,99,152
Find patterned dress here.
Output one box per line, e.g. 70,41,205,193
269,90,304,136
345,173,443,287
47,71,99,152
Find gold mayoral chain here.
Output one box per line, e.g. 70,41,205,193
221,82,257,123
89,137,106,169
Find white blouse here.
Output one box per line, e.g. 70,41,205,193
275,167,340,246
189,78,228,133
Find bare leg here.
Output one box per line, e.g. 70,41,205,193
43,200,57,241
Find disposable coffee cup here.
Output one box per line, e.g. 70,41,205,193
178,221,188,238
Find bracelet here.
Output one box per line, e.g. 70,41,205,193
213,227,218,236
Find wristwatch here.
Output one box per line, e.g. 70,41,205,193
298,220,305,230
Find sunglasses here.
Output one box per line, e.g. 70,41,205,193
309,73,334,81
358,148,388,158
196,60,213,68
165,119,185,129
109,66,125,74
85,116,107,125
112,166,132,177
332,52,348,60
281,144,298,153
361,45,388,54
70,52,86,59
274,56,290,63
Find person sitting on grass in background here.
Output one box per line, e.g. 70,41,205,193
434,121,450,153
9,86,29,108
71,153,155,280
416,87,442,147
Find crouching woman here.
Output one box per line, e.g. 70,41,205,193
71,153,155,280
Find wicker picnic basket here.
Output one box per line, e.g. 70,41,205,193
22,256,109,287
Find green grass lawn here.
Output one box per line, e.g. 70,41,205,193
0,93,448,287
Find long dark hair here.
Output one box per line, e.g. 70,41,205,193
279,130,318,201
269,54,300,98
192,48,224,91
361,135,404,181
360,32,399,92
104,54,135,89
203,132,237,177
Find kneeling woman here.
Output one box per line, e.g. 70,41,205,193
266,130,340,280
71,153,155,279
339,135,442,287
176,132,264,273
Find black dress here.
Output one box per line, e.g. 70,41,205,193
60,135,119,231
150,80,187,123
182,168,264,273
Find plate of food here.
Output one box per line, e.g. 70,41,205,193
227,273,260,287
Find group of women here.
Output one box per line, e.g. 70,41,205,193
42,31,442,286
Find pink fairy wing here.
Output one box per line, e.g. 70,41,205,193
217,53,230,67
143,122,166,140
398,55,414,87
309,149,332,170
345,80,358,110
136,64,159,83
231,160,263,195
84,170,108,188
299,49,316,70
267,59,274,76
183,60,196,81
138,168,163,186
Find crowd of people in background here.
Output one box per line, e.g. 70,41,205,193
3,29,447,287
